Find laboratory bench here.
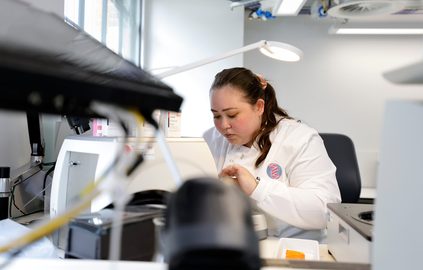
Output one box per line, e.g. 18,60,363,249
0,236,370,270
5,202,373,270
0,258,371,270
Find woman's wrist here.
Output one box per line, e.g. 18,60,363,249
246,177,259,195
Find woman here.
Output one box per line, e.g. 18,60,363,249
203,67,341,240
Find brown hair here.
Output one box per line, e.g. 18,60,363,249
210,67,291,167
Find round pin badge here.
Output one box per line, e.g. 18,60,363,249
266,163,283,179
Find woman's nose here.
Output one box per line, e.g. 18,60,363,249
222,118,231,129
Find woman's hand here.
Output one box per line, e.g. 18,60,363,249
219,164,258,195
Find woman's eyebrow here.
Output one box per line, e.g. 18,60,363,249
211,107,237,112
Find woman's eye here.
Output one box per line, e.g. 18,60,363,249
213,115,221,119
228,114,237,118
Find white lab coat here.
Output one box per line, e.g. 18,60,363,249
203,118,341,241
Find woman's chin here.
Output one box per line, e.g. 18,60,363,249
229,140,244,146
225,135,247,146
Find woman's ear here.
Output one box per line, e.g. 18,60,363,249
256,99,265,115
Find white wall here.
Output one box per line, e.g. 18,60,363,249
20,0,64,17
143,0,244,137
0,112,31,171
244,15,423,188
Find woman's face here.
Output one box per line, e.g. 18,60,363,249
210,85,264,147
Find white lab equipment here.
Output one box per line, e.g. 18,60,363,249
327,203,373,263
49,135,218,251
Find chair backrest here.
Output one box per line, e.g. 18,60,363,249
319,133,362,203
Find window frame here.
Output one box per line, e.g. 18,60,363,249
64,0,142,66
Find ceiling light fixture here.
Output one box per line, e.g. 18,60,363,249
331,27,423,35
156,40,303,79
273,0,308,16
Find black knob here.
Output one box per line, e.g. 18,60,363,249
0,167,10,178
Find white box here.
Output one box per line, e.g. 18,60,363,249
274,238,319,261
91,110,161,138
160,111,181,138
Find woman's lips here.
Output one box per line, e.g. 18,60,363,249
225,134,235,139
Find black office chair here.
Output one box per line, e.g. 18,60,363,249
319,133,362,203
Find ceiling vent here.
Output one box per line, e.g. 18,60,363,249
327,0,406,19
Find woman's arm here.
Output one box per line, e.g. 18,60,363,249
250,132,341,230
